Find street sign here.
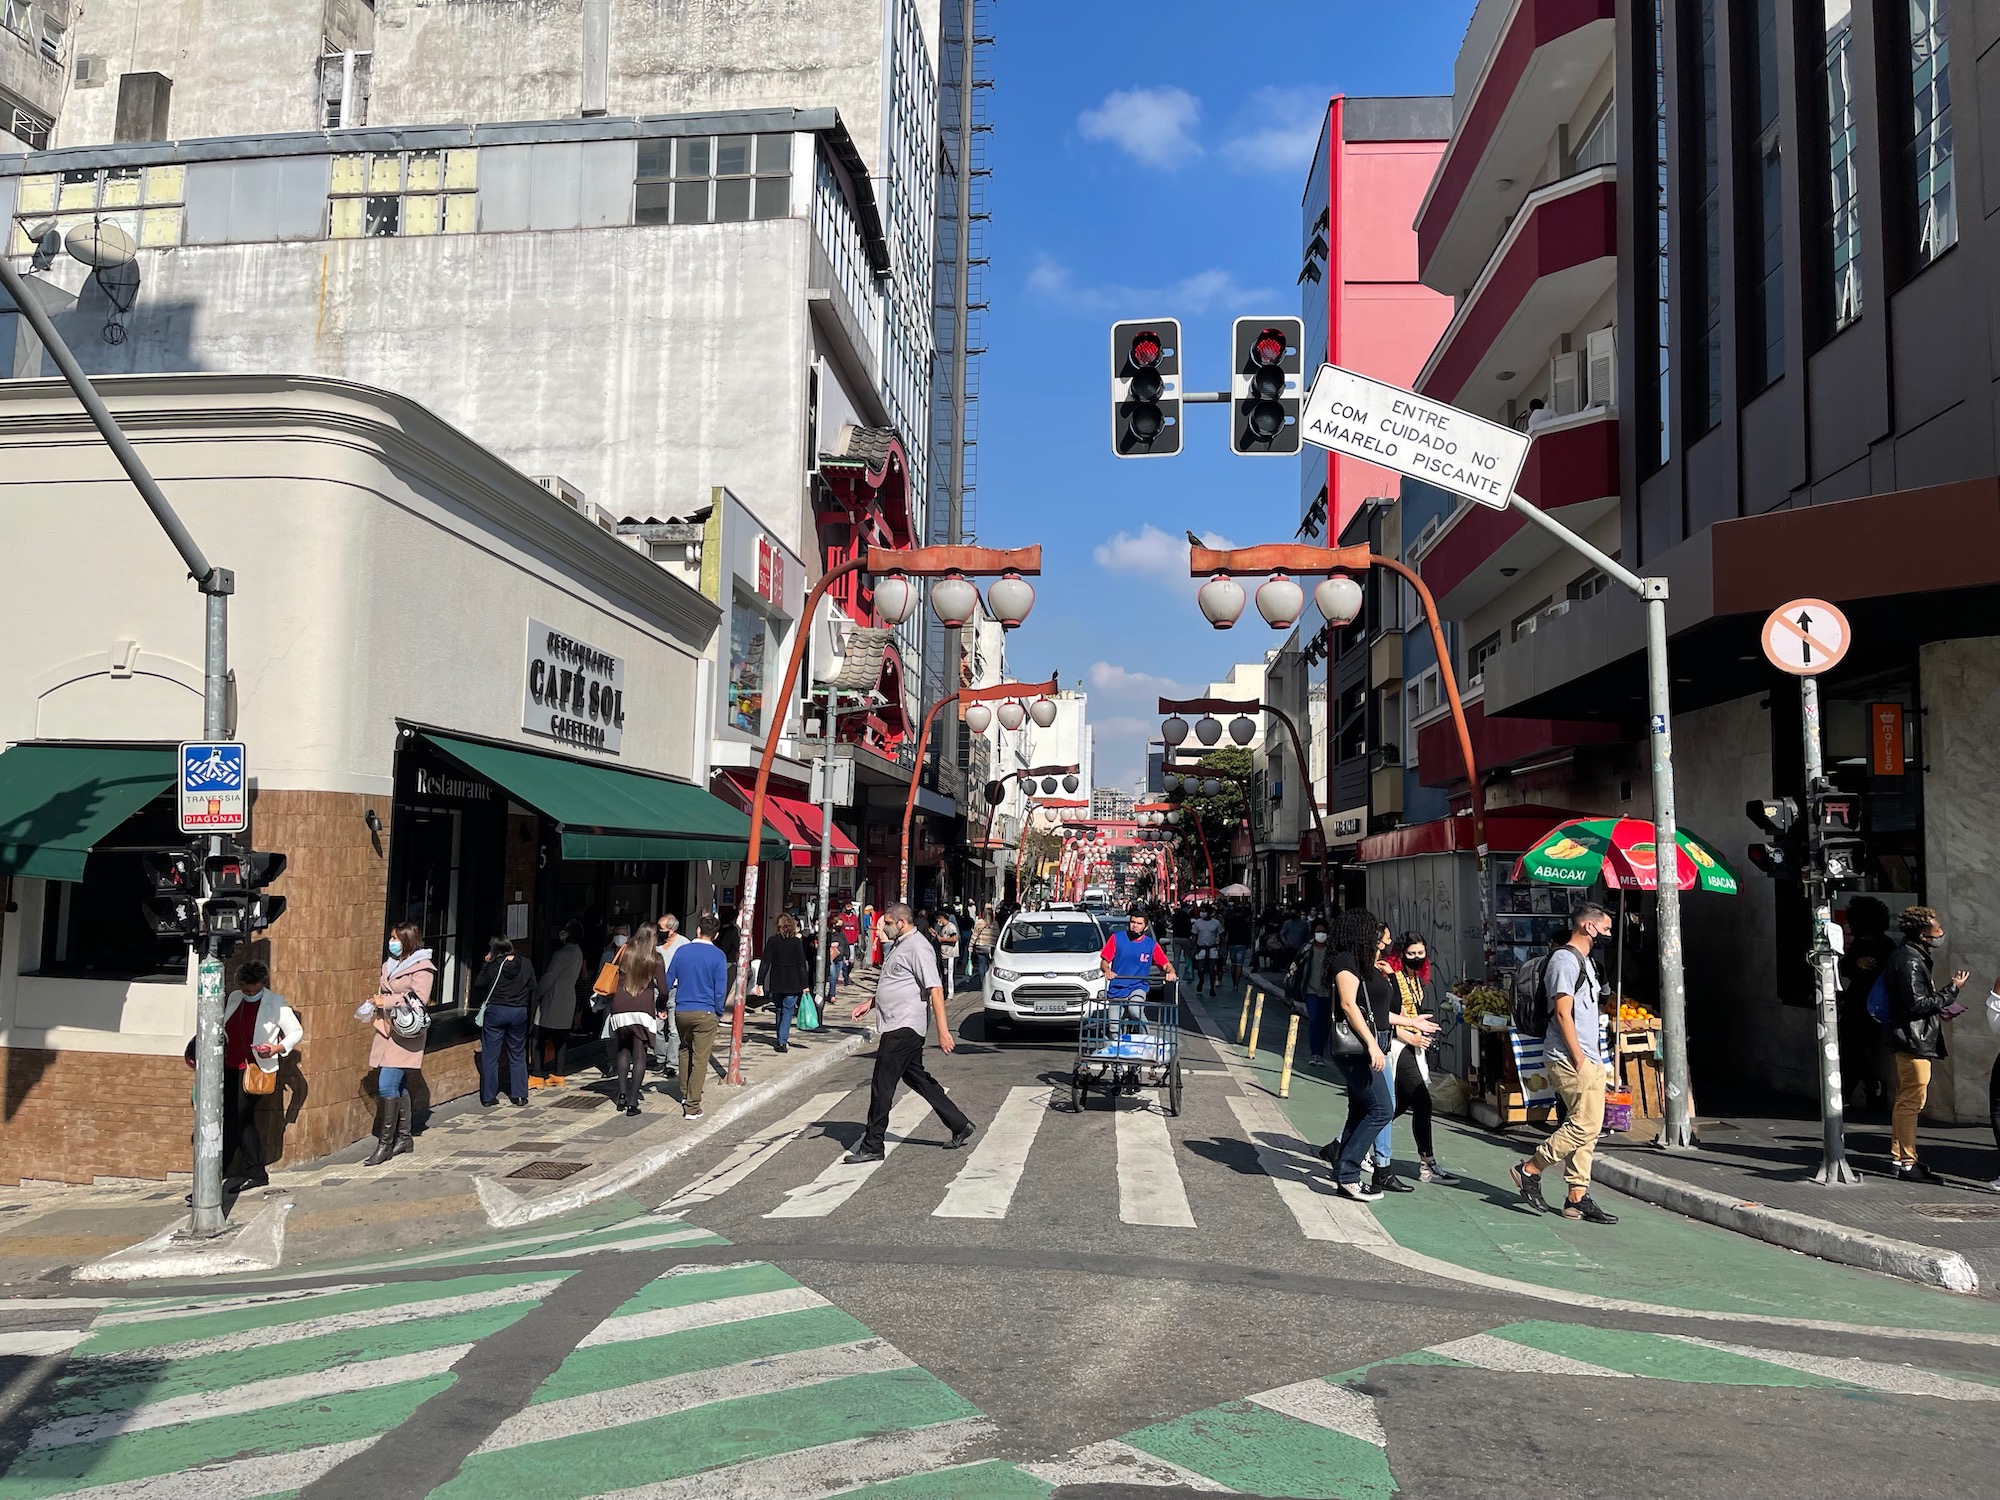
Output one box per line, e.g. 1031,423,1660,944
810,753,856,807
1761,599,1850,676
1299,364,1530,511
178,741,247,833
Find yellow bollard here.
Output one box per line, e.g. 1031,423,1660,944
1278,1013,1300,1098
1246,993,1266,1060
1236,984,1254,1044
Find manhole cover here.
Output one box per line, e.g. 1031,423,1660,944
507,1160,591,1181
503,1141,564,1153
1909,1203,2000,1222
552,1094,611,1110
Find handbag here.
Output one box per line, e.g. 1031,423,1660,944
1328,1017,1368,1057
242,1062,277,1096
390,1002,431,1040
797,990,821,1032
474,964,506,1029
592,961,620,998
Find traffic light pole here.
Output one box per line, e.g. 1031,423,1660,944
0,257,238,1231
1801,674,1860,1185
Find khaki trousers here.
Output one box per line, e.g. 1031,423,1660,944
1532,1054,1606,1192
1892,1054,1932,1165
676,1010,719,1109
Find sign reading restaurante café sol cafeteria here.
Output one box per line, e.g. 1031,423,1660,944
522,618,625,754
1299,364,1530,512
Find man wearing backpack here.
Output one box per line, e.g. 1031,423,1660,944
1881,905,1969,1183
1510,903,1619,1224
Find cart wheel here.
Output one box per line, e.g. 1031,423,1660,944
1070,1074,1086,1112
1167,1060,1183,1117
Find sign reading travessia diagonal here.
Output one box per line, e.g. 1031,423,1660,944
1299,364,1530,511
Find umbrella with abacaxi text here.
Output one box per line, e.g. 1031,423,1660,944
1511,816,1740,896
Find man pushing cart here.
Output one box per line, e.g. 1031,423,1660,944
1072,909,1184,1114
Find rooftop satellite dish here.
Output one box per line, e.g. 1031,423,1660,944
66,219,138,269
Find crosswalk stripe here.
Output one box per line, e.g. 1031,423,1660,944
0,1329,87,1356
1245,1376,1387,1446
475,1338,912,1453
1021,1438,1236,1492
933,1086,1047,1220
577,1286,829,1348
1115,1104,1195,1228
89,1284,383,1327
1224,1094,1394,1247
508,1225,722,1261
1426,1333,1630,1378
660,1090,851,1212
584,1416,995,1500
1668,1335,2000,1399
44,1437,378,1500
766,1092,932,1219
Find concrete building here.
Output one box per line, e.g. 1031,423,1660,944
0,374,781,1183
0,0,65,150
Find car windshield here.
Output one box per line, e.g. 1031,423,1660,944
1002,920,1102,954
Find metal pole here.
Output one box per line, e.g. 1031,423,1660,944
812,696,840,1015
1643,589,1694,1150
0,259,239,1234
1802,675,1859,1184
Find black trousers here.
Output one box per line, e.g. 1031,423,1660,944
861,1027,969,1151
222,1069,264,1179
1990,1051,2000,1156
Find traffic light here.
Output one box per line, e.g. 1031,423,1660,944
141,847,202,941
203,843,289,943
1809,779,1867,886
1110,319,1181,457
1231,316,1303,456
1746,796,1806,879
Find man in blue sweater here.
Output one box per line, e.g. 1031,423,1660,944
664,914,733,1120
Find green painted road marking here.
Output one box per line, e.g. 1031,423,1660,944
0,1376,453,1500
839,1460,1055,1498
537,1304,877,1404
1124,1400,1397,1500
1488,1322,1852,1388
430,1370,980,1500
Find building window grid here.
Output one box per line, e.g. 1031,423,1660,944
811,151,882,341
636,132,791,227
1468,632,1503,683
1904,0,1955,270
1644,0,1672,472
329,148,475,239
8,163,184,253
1685,0,1723,437
1821,0,1863,334
1743,0,1785,391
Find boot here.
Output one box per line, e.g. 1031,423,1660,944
390,1095,415,1158
363,1098,395,1167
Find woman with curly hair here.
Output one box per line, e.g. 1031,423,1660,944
1316,908,1436,1201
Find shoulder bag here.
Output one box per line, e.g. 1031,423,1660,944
242,1061,277,1095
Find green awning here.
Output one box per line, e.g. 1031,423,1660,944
0,744,178,881
422,733,788,863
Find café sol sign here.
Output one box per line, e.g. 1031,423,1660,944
522,618,625,754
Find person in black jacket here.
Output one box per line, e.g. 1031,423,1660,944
1883,905,1969,1182
474,937,537,1107
755,912,814,1052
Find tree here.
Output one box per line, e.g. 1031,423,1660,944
1172,747,1251,891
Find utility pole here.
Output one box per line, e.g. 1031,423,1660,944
1800,672,1860,1184
0,257,236,1232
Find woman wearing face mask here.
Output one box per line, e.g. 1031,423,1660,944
363,925,432,1165
209,960,303,1192
604,926,665,1115
1385,932,1456,1185
1317,909,1438,1202
1292,918,1337,1067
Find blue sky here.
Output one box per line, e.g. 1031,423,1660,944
975,0,1477,791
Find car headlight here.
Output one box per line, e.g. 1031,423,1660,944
992,966,1020,982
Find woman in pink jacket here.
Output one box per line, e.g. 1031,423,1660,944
365,922,434,1165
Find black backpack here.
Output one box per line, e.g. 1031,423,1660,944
1511,945,1563,1036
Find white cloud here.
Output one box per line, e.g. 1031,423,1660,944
1219,87,1330,175
1087,661,1199,707
1028,255,1272,313
1092,523,1237,596
1077,86,1202,169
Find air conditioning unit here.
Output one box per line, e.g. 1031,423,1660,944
531,475,616,535
1586,327,1617,408
73,55,106,87
1550,351,1581,416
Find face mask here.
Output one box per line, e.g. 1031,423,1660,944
1313,931,1328,944
613,934,629,949
387,939,403,959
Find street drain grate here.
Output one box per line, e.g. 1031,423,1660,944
507,1160,591,1181
1909,1203,2000,1222
503,1141,564,1153
551,1094,612,1110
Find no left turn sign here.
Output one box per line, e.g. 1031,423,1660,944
1762,598,1850,676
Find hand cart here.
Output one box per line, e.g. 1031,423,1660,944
1071,982,1182,1115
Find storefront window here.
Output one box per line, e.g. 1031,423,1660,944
29,796,189,982
728,594,767,735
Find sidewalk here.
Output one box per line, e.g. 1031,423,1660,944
0,981,877,1287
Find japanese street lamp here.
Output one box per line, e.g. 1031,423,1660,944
1228,715,1256,746
1255,571,1304,629
930,572,980,628
1315,574,1363,626
997,700,1026,730
1030,697,1059,728
964,702,993,734
1162,715,1189,747
1194,715,1222,746
987,570,1036,628
1198,573,1246,629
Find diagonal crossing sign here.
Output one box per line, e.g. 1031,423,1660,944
1761,598,1850,676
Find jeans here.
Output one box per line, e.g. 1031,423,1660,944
862,1027,970,1151
677,1010,719,1109
1329,1052,1393,1187
1532,1054,1606,1191
481,1003,530,1103
969,950,990,984
1373,1036,1399,1167
775,993,801,1047
378,1065,407,1099
1304,992,1332,1058
1893,1054,1932,1165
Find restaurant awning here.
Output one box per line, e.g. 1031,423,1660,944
423,733,787,863
0,743,178,881
716,773,860,868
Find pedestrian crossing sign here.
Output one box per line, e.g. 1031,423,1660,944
178,740,248,833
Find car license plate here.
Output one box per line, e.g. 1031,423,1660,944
1032,1000,1070,1013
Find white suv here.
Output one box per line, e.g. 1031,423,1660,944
983,910,1108,1034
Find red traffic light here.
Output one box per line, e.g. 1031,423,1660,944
1129,331,1164,369
1252,328,1287,366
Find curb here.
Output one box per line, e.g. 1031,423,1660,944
1590,1154,1980,1295
474,1029,871,1227
74,1201,292,1283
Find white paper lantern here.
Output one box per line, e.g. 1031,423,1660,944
1195,715,1222,746
1228,715,1256,746
873,573,919,625
964,702,993,734
1201,778,1221,797
1315,574,1364,627
1255,572,1304,629
930,573,979,628
986,571,1036,628
997,700,1026,730
1162,715,1190,747
1197,574,1246,629
1029,697,1058,728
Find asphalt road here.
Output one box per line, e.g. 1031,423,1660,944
5,987,2000,1499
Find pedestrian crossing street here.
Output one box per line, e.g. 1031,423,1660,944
652,1080,1385,1243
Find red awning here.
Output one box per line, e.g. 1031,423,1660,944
1356,803,1583,864
716,774,860,868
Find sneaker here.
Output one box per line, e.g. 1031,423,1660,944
947,1122,978,1151
1904,1162,1945,1185
844,1144,886,1164
546,1075,567,1087
1307,1054,1327,1067
527,1076,548,1089
1419,1159,1459,1185
1510,1160,1551,1214
1316,1141,1340,1167
1370,1167,1415,1194
509,1096,528,1107
1561,1195,1619,1225
1986,1177,2000,1195
683,1105,703,1121
1336,1178,1384,1203
624,1104,640,1117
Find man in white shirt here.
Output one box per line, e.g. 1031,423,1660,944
651,914,687,1076
845,903,975,1163
1190,909,1225,995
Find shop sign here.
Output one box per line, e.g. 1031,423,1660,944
411,766,493,803
756,537,787,608
522,618,625,754
1328,804,1368,846
1870,703,1905,777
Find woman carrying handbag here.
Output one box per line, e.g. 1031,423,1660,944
475,937,536,1107
211,960,302,1192
362,923,434,1165
604,927,665,1115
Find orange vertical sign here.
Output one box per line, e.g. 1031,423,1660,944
1870,703,1905,776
